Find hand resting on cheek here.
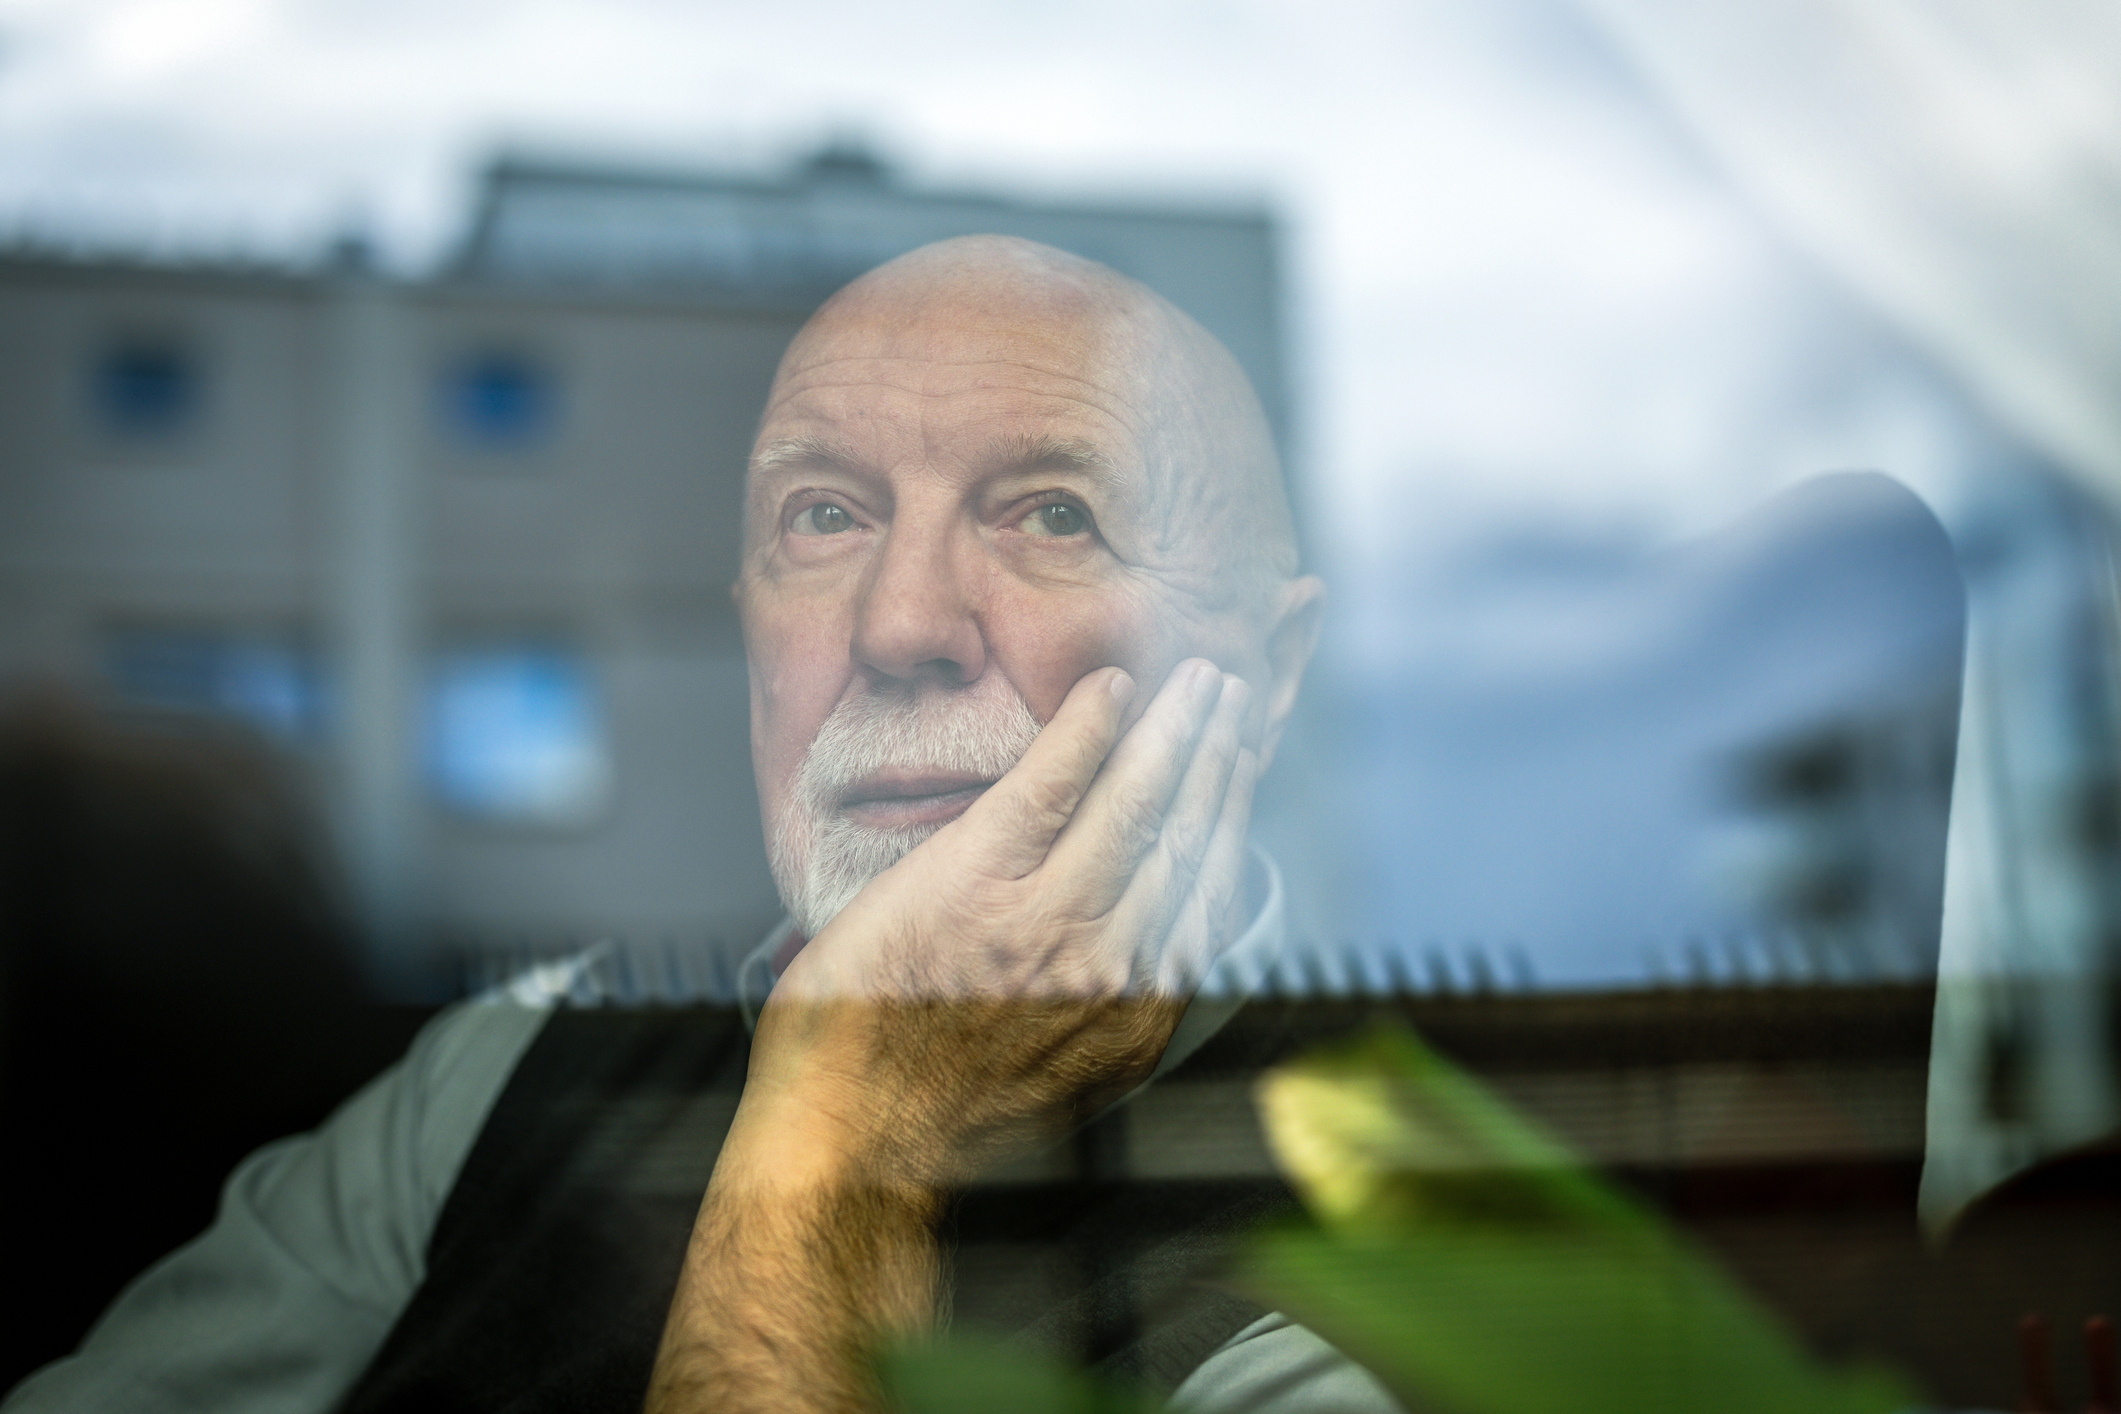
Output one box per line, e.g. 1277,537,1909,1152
646,658,1258,1414
750,655,1259,1184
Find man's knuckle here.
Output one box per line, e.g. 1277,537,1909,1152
1164,821,1211,878
1106,789,1162,856
1065,951,1129,998
1015,775,1080,832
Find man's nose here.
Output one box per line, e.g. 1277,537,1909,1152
849,519,987,684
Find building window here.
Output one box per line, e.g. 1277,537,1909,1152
104,629,324,741
442,350,558,451
425,645,610,826
90,338,202,439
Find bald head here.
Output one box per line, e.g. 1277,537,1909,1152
759,235,1299,617
737,232,1326,897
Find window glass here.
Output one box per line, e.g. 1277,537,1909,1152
442,350,558,451
425,645,610,826
90,339,201,440
104,629,323,741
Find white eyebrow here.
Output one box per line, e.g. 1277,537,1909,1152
750,435,857,477
979,434,1124,486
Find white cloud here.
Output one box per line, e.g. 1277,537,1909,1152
88,0,274,80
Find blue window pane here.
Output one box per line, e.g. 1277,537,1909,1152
445,352,556,449
105,630,323,740
425,647,609,825
92,341,200,437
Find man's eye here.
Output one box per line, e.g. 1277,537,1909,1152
1022,502,1089,537
791,502,857,536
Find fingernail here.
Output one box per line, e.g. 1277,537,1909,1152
1107,669,1136,704
1223,675,1252,716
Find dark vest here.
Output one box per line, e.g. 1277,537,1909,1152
337,998,1327,1413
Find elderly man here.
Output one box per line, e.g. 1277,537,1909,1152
4,237,1388,1413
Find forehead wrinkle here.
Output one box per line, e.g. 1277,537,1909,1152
766,353,1153,433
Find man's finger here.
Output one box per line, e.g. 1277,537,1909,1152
1041,658,1225,908
1100,672,1247,939
1152,744,1258,996
952,665,1135,880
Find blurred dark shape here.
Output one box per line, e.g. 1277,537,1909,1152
2089,1315,2117,1414
328,229,376,274
444,349,559,452
801,138,891,185
89,337,200,440
1727,708,1957,941
2021,1312,2058,1414
1984,1007,2034,1126
1930,1136,2121,1413
0,696,433,1388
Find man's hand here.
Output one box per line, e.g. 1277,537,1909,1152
760,657,1257,1176
645,659,1258,1413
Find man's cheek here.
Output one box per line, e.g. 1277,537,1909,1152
1099,601,1208,702
1107,649,1203,737
1092,609,1259,740
1045,639,1199,740
995,596,1170,725
748,612,853,794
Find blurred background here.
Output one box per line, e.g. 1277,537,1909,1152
4,0,2121,1403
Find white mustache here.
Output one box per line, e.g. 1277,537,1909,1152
792,680,1041,815
771,680,1042,938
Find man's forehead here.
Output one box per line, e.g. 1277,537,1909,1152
794,250,1120,353
783,308,1095,364
753,345,1151,476
767,269,1150,399
764,349,1132,411
754,429,1119,481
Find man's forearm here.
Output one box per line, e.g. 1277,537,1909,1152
644,1115,943,1414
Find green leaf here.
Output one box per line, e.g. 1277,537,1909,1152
1242,1026,1917,1414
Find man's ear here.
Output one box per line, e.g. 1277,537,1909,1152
1255,574,1326,773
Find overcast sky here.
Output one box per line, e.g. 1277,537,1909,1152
0,0,1951,648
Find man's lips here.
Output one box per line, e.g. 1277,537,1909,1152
837,772,998,829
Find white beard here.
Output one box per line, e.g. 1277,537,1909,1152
768,677,1042,939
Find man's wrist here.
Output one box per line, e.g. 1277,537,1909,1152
717,1045,948,1209
743,992,990,1188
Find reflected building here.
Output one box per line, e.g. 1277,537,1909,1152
454,144,1289,446
0,145,1284,991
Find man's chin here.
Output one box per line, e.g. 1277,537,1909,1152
777,817,946,940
